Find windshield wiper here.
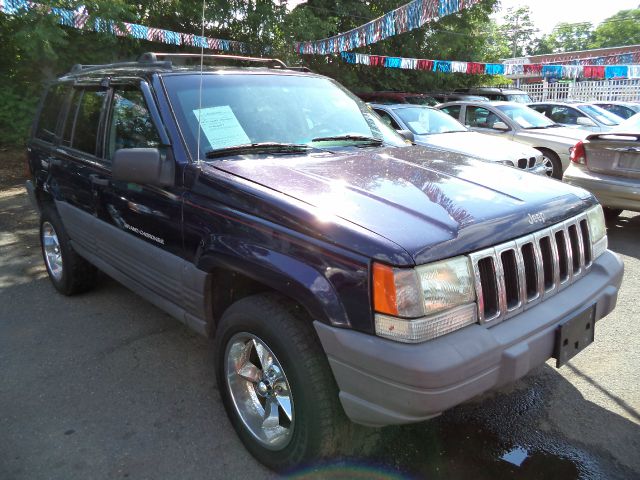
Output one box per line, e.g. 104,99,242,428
311,134,384,146
205,142,313,159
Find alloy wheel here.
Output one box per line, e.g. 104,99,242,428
42,221,63,281
225,333,294,450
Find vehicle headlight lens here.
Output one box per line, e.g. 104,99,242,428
499,160,515,167
415,256,475,315
586,204,607,258
372,257,477,343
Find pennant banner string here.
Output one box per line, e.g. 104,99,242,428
0,0,248,53
294,0,483,55
341,52,640,80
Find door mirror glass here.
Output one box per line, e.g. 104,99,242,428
492,121,509,131
112,148,174,187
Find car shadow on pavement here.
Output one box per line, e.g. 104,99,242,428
606,212,640,260
297,366,640,480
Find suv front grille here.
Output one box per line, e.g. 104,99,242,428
469,212,592,325
517,157,538,170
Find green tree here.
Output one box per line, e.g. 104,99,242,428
532,22,594,54
500,6,537,58
590,8,640,48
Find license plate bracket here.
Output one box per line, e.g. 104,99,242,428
553,305,596,368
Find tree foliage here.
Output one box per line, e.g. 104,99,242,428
590,8,640,48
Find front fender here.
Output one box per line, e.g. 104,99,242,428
197,239,360,328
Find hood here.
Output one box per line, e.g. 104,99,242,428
207,145,594,265
518,126,589,144
413,131,539,162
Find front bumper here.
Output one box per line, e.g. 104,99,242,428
315,250,623,427
563,163,640,212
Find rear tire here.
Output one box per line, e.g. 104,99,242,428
214,293,352,472
40,206,97,295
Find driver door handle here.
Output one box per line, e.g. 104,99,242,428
89,174,109,186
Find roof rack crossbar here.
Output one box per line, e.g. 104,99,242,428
138,52,288,69
68,60,172,75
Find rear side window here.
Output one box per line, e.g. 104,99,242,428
440,105,461,119
35,84,69,143
68,89,107,155
106,88,160,159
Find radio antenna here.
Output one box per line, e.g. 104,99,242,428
196,0,206,166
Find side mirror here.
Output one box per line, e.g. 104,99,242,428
577,116,597,127
492,121,509,131
397,129,415,143
112,148,174,187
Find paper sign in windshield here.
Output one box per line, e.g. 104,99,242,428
193,105,251,149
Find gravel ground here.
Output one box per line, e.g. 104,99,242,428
1,151,638,479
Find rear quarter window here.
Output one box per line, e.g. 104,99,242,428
35,84,70,143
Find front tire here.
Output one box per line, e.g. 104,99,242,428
214,293,348,472
40,206,97,295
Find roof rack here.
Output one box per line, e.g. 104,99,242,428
138,52,289,69
67,52,304,76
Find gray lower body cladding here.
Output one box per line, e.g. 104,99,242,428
315,250,624,427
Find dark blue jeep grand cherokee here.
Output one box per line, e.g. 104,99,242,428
26,53,623,471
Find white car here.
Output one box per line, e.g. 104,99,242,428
371,103,550,175
528,101,623,132
437,101,590,179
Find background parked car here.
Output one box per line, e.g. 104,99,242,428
356,91,438,106
425,92,489,103
528,101,623,132
564,132,640,219
437,101,589,178
612,112,640,131
592,101,640,120
371,103,550,175
454,87,533,103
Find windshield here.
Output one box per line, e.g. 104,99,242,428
504,93,532,104
577,104,622,126
615,112,640,131
495,104,556,128
393,107,467,135
162,73,406,159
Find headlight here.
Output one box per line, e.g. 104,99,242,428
499,160,515,167
586,204,607,258
372,257,477,343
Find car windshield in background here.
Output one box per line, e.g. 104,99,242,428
405,96,439,106
394,107,467,135
505,94,532,103
495,104,556,129
615,113,640,131
162,74,406,159
577,104,622,126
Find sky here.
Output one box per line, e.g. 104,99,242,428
492,0,639,34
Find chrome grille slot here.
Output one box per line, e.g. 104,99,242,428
521,242,539,301
555,230,570,283
528,157,536,168
580,219,592,266
478,257,499,320
470,211,593,325
517,158,527,169
500,250,520,310
539,236,554,291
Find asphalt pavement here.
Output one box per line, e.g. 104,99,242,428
1,178,639,480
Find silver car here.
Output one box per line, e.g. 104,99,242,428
437,101,589,179
371,103,549,175
592,101,640,120
563,116,640,219
528,101,623,132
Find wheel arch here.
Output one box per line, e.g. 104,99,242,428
198,251,351,337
